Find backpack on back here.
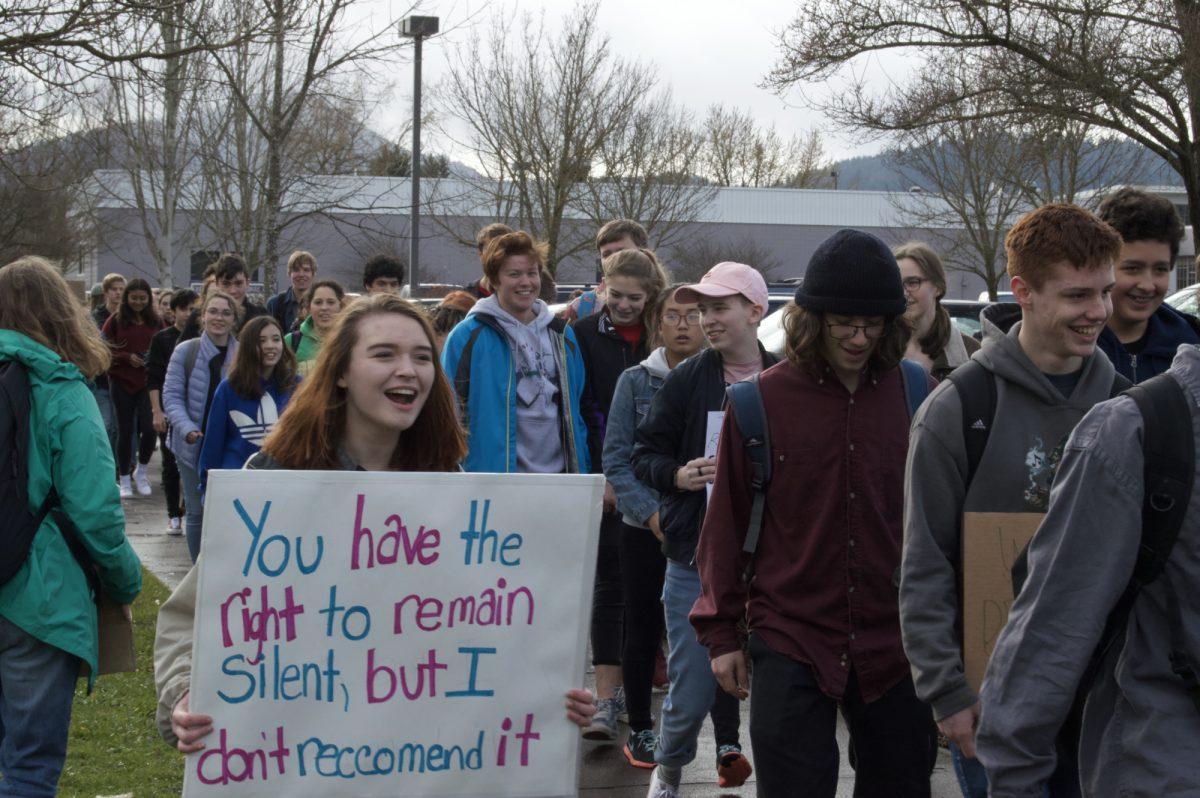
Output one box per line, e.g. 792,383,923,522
0,360,60,585
728,359,931,582
949,361,1200,729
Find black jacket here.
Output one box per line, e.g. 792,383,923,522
632,344,779,564
145,326,182,393
573,309,649,474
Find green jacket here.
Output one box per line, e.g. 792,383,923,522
0,330,142,685
289,316,322,376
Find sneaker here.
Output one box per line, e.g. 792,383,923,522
134,465,152,496
118,475,133,499
653,646,669,692
167,517,183,536
581,697,619,741
647,766,681,798
623,729,657,769
613,684,628,724
716,744,753,788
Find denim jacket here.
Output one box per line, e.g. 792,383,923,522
602,347,672,528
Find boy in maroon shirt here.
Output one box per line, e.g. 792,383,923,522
691,229,936,798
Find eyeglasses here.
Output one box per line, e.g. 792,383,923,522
205,308,234,318
662,311,702,326
902,277,929,291
826,322,886,340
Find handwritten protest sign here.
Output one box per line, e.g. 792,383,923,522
961,512,1045,692
185,470,604,797
705,410,724,502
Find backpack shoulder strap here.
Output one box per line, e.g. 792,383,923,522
452,323,489,419
899,359,931,419
945,359,996,487
289,330,302,351
726,374,771,582
181,338,201,398
1070,373,1194,712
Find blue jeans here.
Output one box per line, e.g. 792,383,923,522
178,459,203,562
0,616,79,797
655,560,718,768
950,741,988,798
951,741,1065,798
92,385,118,474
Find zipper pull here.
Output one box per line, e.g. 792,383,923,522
1130,353,1138,381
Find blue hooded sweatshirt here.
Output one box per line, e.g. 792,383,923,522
1097,303,1200,383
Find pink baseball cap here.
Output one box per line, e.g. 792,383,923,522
675,262,769,316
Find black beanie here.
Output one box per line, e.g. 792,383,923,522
793,229,907,317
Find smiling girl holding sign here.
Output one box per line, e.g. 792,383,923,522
155,293,596,757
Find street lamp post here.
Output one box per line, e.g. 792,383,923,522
400,15,439,298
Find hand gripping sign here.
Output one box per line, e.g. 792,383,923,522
185,470,604,797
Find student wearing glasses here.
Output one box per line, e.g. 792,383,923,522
162,291,241,561
896,242,981,380
690,230,937,798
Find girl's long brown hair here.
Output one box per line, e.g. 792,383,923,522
0,256,111,379
260,294,467,472
893,241,952,359
228,316,298,399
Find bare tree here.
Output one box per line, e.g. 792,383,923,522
887,113,1031,300
1014,117,1146,207
701,105,832,188
438,2,660,275
667,232,785,283
85,0,210,286
581,91,717,253
193,0,411,288
767,0,1200,231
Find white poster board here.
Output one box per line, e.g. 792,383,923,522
184,470,605,797
705,410,725,501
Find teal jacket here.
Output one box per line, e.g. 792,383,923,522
0,330,142,685
441,313,589,473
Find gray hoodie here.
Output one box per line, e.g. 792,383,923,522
900,305,1123,720
469,295,564,474
977,344,1200,797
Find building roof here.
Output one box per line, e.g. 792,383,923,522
80,170,957,229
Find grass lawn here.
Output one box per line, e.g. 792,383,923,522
58,567,184,797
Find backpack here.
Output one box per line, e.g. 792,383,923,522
951,363,1200,733
0,361,98,591
727,358,930,582
0,361,59,585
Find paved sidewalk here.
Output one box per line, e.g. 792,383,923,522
122,457,960,797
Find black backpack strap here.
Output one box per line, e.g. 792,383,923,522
452,324,488,424
289,330,303,351
726,375,771,583
1063,373,1195,737
945,359,996,487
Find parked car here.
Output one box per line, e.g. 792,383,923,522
1166,285,1199,317
943,299,989,339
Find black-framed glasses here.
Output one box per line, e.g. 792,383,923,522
826,322,885,340
902,277,929,291
663,310,702,326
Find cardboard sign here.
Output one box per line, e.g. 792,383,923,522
185,470,604,797
961,512,1045,692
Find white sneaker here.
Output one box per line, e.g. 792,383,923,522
134,465,152,496
167,517,183,536
118,475,133,499
647,767,681,798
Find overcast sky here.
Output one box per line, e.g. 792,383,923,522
369,0,901,164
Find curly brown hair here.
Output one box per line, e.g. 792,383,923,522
783,304,911,376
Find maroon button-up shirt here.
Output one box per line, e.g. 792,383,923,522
691,358,922,702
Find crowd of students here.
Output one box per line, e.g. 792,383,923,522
2,185,1199,797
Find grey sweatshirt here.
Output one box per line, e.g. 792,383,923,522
977,344,1200,797
900,306,1123,720
469,296,565,474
